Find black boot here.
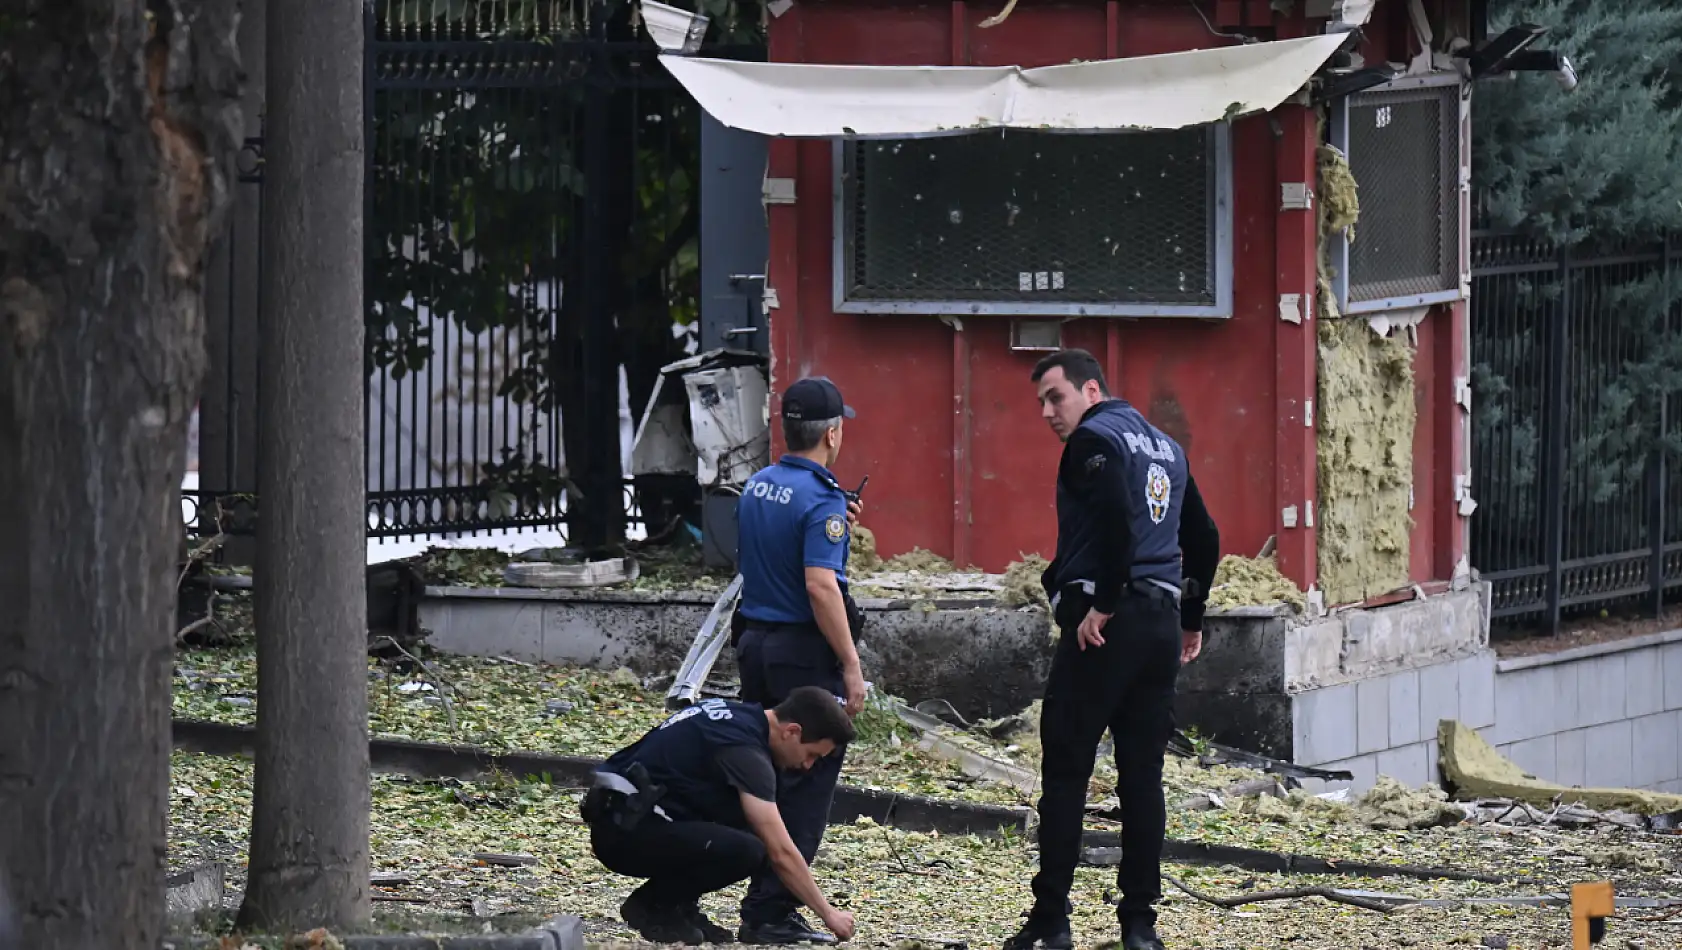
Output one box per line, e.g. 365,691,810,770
679,902,736,944
621,888,705,945
738,910,839,945
1121,918,1166,950
1002,911,1073,950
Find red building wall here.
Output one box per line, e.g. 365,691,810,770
763,0,1470,597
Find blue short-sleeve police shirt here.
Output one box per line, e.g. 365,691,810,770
736,456,850,624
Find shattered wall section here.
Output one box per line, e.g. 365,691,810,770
1314,134,1418,606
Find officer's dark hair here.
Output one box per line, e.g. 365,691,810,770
784,415,842,453
1030,348,1110,397
772,685,857,746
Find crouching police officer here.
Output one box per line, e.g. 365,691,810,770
583,687,858,946
730,376,867,945
1004,350,1221,950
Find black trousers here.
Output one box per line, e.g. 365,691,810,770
735,624,846,925
1030,587,1181,929
591,814,769,907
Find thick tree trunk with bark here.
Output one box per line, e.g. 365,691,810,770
0,2,241,948
235,0,371,933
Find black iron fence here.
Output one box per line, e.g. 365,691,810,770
1470,220,1682,634
190,0,741,550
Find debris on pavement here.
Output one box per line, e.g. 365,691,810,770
996,555,1051,609
1205,554,1307,612
1439,720,1682,815
1228,775,1470,833
171,648,1682,949
850,525,884,573
1167,731,1354,786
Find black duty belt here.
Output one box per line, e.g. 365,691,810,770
742,619,820,634
1050,577,1181,613
736,591,865,644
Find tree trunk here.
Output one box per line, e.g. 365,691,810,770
236,0,371,933
0,2,241,948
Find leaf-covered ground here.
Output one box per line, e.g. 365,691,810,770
171,647,1682,947
170,751,1682,950
175,645,1035,806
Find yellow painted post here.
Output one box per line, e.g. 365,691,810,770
1571,881,1614,949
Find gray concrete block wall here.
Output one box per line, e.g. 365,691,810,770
418,586,1057,719
1291,652,1486,792
1487,633,1682,794
1290,635,1682,795
1665,639,1682,708
1291,681,1357,764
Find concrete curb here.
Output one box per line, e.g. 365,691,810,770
162,914,583,950
171,719,1031,838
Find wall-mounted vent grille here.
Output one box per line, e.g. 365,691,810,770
835,125,1231,315
1341,80,1462,308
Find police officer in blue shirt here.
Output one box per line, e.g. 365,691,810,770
582,687,859,946
730,376,867,946
1003,349,1221,950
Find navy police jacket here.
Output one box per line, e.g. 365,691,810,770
600,698,774,828
1044,399,1221,631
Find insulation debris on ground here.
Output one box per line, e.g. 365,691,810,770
1205,554,1306,612
1439,720,1682,816
879,547,956,574
849,525,884,574
996,554,1051,609
1235,777,1468,832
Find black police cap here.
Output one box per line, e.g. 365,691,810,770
781,377,856,422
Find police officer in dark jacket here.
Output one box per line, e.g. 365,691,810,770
584,687,859,946
731,376,867,945
1004,349,1221,950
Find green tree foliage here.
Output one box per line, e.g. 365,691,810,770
1471,0,1682,579
1475,0,1682,244
364,0,760,540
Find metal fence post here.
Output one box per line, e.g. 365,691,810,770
362,0,376,535
574,23,617,551
1652,231,1674,617
1542,245,1570,635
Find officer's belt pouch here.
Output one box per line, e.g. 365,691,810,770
1052,582,1091,630
729,607,748,648
579,785,609,824
842,590,867,642
587,766,670,830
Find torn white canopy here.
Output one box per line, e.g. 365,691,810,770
656,32,1351,138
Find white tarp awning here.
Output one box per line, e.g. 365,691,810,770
657,32,1352,138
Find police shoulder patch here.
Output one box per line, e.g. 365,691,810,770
824,513,847,543
1084,452,1106,474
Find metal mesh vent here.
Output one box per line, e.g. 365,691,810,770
839,127,1220,309
1345,83,1460,304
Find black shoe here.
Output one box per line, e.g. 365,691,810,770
621,890,705,945
1121,919,1166,950
680,902,736,944
1002,912,1073,950
738,911,839,945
